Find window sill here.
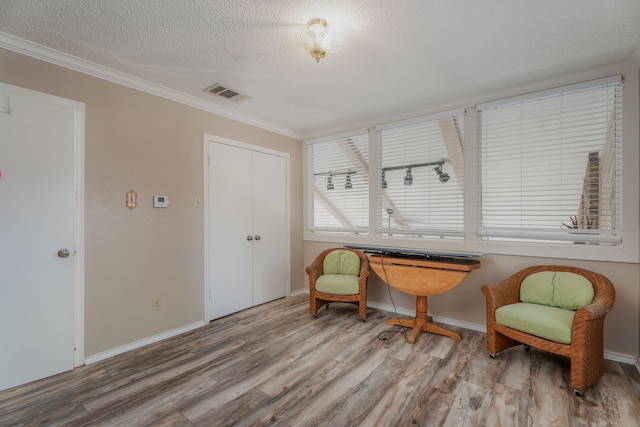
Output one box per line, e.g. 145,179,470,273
304,231,639,264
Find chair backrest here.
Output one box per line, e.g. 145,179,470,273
520,271,595,310
323,250,361,276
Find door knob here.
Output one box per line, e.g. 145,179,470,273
246,235,254,241
254,235,261,241
57,249,70,258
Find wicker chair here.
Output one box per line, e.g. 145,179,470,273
306,248,370,321
481,265,615,396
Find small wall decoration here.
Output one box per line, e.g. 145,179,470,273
126,190,137,209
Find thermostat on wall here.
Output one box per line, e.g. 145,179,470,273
153,195,169,208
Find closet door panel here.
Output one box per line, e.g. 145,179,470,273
209,142,253,319
252,152,288,305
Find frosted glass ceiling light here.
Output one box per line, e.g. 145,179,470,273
298,18,342,63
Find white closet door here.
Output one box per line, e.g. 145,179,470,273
252,151,288,305
209,142,253,319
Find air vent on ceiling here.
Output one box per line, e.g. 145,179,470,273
203,83,247,102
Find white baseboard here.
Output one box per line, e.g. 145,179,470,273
83,320,205,365
290,288,309,297
603,350,639,365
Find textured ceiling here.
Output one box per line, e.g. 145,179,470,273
1,0,640,139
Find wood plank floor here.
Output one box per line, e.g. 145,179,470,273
1,294,639,426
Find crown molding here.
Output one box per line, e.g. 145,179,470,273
0,32,301,140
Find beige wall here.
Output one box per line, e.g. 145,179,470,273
303,241,640,359
0,48,304,356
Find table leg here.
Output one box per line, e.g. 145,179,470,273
385,295,461,343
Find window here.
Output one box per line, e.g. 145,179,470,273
477,76,623,244
377,111,465,238
304,73,637,262
306,130,369,233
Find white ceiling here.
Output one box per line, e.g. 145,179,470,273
1,0,639,139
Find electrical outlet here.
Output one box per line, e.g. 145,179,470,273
153,297,161,311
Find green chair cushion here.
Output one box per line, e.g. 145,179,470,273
520,271,594,310
495,302,575,344
552,272,594,310
520,271,556,306
315,274,360,295
323,250,361,276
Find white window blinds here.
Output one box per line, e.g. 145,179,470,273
307,131,369,233
477,76,623,244
377,111,465,238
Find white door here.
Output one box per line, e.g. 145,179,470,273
252,151,288,305
0,84,83,391
209,142,254,318
206,137,289,321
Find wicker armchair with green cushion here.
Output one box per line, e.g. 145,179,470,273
306,248,370,321
481,265,615,396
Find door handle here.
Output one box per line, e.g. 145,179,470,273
57,249,70,258
246,235,254,241
254,235,261,241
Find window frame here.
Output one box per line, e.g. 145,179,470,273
375,109,466,239
477,75,623,245
303,70,639,263
304,129,370,234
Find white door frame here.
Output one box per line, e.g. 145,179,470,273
0,82,85,367
203,133,290,322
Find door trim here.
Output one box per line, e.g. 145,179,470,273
203,133,291,322
0,82,85,367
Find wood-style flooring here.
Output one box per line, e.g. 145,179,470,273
1,294,639,426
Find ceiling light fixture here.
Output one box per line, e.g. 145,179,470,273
297,18,342,63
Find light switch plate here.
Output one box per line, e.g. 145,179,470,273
153,195,169,208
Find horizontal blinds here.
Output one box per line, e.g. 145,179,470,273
307,131,369,233
478,77,623,243
377,112,464,238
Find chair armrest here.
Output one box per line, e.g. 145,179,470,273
574,300,612,323
358,254,370,278
305,258,324,280
481,278,521,310
358,254,370,291
574,277,615,322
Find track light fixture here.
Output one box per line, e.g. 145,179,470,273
381,160,450,187
404,168,413,186
314,170,357,190
326,175,334,190
434,164,450,183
